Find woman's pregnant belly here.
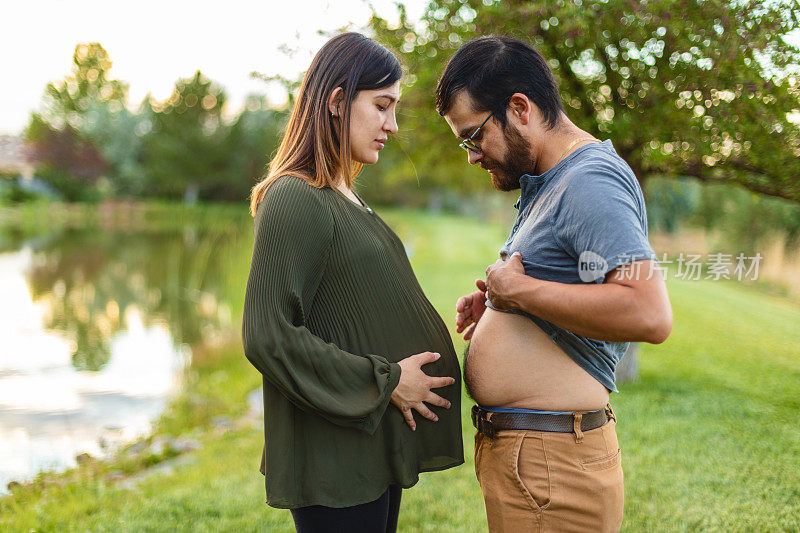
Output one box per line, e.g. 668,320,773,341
465,308,610,411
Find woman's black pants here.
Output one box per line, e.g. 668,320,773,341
290,485,402,533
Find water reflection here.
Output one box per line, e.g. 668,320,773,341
0,221,251,491
26,227,242,366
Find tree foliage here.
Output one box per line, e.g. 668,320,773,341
25,116,107,201
370,0,800,201
221,96,288,201
37,42,129,130
24,42,127,200
79,101,151,197
139,71,230,200
23,44,285,203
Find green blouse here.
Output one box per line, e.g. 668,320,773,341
242,175,463,509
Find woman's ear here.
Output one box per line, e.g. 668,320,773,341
328,87,344,117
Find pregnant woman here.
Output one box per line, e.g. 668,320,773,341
241,32,463,533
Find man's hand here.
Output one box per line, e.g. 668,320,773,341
456,279,488,341
485,252,527,311
390,352,455,431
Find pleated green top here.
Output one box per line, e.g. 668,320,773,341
242,175,464,509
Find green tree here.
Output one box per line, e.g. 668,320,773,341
80,101,151,197
217,95,288,202
139,71,230,201
25,115,107,201
370,0,800,201
34,43,128,129
24,43,129,200
36,42,129,129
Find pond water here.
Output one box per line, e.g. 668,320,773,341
0,217,251,492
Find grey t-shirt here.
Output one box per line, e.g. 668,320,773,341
487,139,656,393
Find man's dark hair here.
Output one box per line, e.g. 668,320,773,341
435,35,565,130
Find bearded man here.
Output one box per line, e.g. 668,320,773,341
436,35,673,532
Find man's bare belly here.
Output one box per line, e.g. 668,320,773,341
465,308,610,411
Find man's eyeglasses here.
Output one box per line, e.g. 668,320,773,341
459,112,494,154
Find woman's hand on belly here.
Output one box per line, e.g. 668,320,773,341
390,352,455,431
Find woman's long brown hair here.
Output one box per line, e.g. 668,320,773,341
249,33,402,216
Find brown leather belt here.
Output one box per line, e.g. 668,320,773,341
471,404,614,439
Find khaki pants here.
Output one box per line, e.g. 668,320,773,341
474,411,624,532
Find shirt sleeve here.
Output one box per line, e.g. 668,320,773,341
241,176,401,434
553,162,657,283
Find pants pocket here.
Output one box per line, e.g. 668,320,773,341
473,431,484,484
580,448,622,472
512,434,552,511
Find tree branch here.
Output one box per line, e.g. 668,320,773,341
678,161,799,202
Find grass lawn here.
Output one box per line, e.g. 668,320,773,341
2,206,799,531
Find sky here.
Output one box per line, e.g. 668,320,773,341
4,2,798,136
0,0,428,135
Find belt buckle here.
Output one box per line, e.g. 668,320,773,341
472,406,496,439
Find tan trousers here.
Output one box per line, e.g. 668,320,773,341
474,411,624,532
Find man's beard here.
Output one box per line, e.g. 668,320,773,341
483,123,536,192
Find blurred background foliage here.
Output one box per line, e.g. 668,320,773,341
5,0,799,253
18,44,287,204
